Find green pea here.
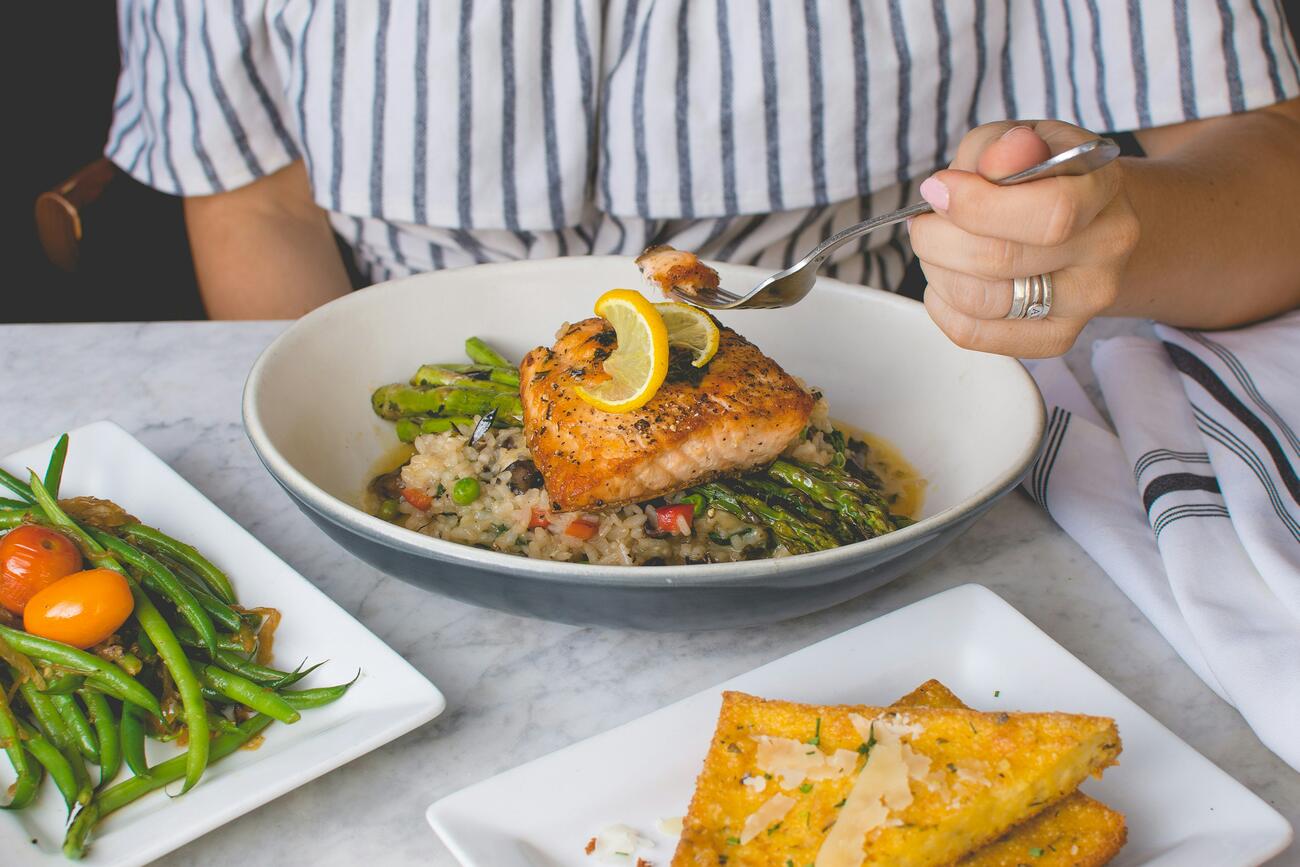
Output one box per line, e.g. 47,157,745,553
378,498,400,520
451,477,481,505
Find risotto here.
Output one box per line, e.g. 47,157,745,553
369,393,925,566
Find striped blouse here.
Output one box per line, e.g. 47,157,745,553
106,0,1299,292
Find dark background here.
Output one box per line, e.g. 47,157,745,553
6,1,1298,325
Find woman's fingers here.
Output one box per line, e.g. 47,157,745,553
923,286,1086,358
909,213,1078,279
920,261,1105,322
918,164,1121,247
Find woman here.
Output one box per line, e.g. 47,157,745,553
107,1,1300,356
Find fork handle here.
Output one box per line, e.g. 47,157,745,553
798,202,933,271
800,136,1120,273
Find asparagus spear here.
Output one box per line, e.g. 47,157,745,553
793,459,895,520
464,337,513,369
371,384,523,422
695,482,839,554
411,364,519,392
731,477,858,544
768,461,894,538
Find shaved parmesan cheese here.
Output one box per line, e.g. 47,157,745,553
739,793,797,844
656,816,684,836
742,774,768,793
592,825,654,862
752,737,859,789
816,717,919,867
953,758,991,787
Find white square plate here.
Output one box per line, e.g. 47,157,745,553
428,583,1292,867
1,421,446,866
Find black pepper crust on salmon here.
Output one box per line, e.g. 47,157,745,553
519,317,815,511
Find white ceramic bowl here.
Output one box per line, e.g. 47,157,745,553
243,257,1044,629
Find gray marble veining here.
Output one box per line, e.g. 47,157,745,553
0,319,1294,866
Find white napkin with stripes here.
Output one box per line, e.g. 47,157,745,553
1022,310,1300,772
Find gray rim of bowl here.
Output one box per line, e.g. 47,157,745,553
242,258,1047,588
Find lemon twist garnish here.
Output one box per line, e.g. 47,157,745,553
655,301,721,368
574,289,670,413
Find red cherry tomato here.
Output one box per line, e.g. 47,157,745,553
654,504,696,535
23,568,135,649
0,525,84,615
563,516,600,540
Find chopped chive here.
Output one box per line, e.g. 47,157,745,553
947,762,957,773
806,717,821,746
857,723,877,757
994,690,1001,698
767,822,781,835
969,720,978,735
833,798,847,808
725,836,740,846
799,782,813,794
1029,847,1044,857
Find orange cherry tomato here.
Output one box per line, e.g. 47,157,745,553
23,568,135,649
0,525,84,615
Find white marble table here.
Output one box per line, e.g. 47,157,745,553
1,320,1295,866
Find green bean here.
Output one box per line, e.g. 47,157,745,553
81,690,120,787
159,559,247,633
21,686,93,807
113,652,143,677
63,714,275,859
26,472,117,569
119,523,237,604
51,693,100,764
133,591,208,793
39,673,87,695
200,665,300,724
0,467,34,503
0,509,31,529
44,433,70,497
0,496,29,509
0,626,160,719
464,336,513,369
0,680,40,810
19,723,78,812
134,624,156,661
279,674,358,710
119,702,149,778
172,626,254,656
90,528,219,657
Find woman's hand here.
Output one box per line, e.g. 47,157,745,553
909,121,1140,357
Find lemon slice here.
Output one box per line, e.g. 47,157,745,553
574,289,670,413
655,302,721,368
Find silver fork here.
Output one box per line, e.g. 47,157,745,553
669,137,1122,310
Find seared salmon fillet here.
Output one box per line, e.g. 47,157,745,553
519,317,814,511
636,245,721,299
893,681,1126,867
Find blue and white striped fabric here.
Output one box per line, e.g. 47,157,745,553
1024,311,1300,772
106,0,1300,288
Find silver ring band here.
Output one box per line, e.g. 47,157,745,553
1006,273,1054,320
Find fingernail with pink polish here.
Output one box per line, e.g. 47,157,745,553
919,177,949,213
